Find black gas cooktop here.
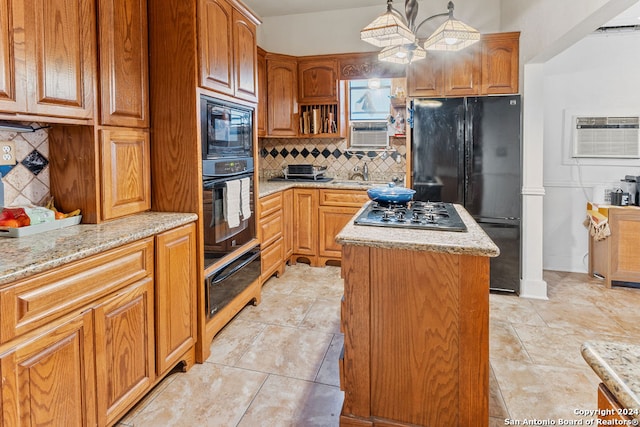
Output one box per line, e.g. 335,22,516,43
354,201,467,232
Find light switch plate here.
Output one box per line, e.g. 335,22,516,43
0,141,16,165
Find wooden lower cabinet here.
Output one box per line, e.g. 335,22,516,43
293,188,318,264
318,206,360,260
589,206,640,287
292,188,368,266
155,224,197,376
283,189,294,260
0,310,97,426
340,245,489,426
94,278,155,426
0,223,198,426
259,192,285,282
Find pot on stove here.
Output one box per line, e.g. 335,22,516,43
367,183,416,204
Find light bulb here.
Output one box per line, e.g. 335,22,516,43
396,51,407,58
445,37,459,45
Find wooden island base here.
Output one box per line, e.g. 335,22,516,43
339,244,490,427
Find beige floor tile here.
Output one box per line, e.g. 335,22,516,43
315,334,344,387
288,265,344,300
530,298,627,336
300,298,341,333
237,324,334,381
513,324,631,370
237,375,344,427
206,318,267,366
489,365,509,419
116,371,178,424
489,293,547,326
490,358,596,422
490,319,532,362
235,291,316,327
127,364,266,426
261,270,301,296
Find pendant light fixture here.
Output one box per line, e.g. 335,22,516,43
360,1,480,64
360,0,415,47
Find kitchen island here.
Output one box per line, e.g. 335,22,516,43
336,203,499,427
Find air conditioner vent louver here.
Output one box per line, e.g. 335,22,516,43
573,116,640,158
349,121,389,148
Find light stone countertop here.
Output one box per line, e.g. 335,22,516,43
581,341,640,420
0,211,198,286
258,179,393,198
335,203,500,257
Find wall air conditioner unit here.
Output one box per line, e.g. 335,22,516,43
349,121,389,149
572,116,640,158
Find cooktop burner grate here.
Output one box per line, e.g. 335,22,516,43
354,201,467,232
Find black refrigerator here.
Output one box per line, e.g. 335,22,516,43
411,95,521,293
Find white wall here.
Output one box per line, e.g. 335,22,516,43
256,0,501,55
542,32,640,273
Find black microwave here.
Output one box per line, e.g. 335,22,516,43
201,95,253,159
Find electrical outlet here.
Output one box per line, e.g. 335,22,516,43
0,141,16,166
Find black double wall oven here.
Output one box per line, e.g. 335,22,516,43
201,95,260,319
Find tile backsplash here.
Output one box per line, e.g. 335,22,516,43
0,124,50,207
259,137,407,183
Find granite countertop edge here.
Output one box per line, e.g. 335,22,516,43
0,211,198,286
335,203,500,257
258,179,393,197
581,340,640,420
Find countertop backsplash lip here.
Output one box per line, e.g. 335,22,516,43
0,211,198,286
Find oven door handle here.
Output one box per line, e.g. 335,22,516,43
203,171,253,188
210,251,260,285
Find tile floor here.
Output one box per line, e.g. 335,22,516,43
118,265,640,427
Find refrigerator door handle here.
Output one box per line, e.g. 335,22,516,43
473,216,520,225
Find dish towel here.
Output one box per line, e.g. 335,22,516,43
240,177,251,220
584,210,611,241
224,179,242,228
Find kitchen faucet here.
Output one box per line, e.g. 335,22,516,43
362,162,369,181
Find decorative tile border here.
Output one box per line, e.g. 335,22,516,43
259,137,407,182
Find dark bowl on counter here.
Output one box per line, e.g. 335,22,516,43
367,183,416,204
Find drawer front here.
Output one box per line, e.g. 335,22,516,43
259,192,283,218
319,189,369,207
0,239,154,343
260,211,283,247
261,237,283,280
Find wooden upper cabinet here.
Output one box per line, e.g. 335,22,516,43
267,55,298,136
444,43,481,96
232,7,257,102
0,0,26,113
407,52,444,98
298,58,338,104
199,0,234,95
257,47,267,137
98,0,149,127
24,0,95,119
407,32,519,97
199,0,258,102
100,128,151,220
482,32,519,95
